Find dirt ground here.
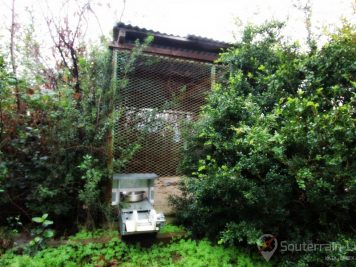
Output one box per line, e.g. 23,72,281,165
154,176,181,215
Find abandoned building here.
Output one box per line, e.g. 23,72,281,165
110,23,230,214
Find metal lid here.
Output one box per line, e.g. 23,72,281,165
113,173,158,180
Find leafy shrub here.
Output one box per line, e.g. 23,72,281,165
171,22,356,265
27,214,54,254
0,47,113,228
0,37,152,230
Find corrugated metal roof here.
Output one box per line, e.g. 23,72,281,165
116,23,229,47
112,23,231,62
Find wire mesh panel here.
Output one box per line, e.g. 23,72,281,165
113,51,222,176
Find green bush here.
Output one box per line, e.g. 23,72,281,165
171,22,356,265
0,38,152,229
0,47,114,227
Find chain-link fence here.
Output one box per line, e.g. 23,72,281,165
113,50,224,176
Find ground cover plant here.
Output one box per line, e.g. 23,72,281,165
0,229,268,267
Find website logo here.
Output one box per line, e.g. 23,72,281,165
257,234,278,261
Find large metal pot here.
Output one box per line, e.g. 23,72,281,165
123,191,145,202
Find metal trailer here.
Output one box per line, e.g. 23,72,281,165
112,173,165,236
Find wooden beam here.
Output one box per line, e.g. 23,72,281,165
110,43,218,62
118,29,126,44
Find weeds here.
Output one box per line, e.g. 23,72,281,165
0,229,268,266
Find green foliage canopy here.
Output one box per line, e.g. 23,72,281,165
172,22,356,264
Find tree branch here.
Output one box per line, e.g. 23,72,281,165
9,0,20,112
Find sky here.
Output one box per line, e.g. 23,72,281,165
0,0,355,50
116,0,355,43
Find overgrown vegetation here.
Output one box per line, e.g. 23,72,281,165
0,1,154,234
1,0,355,264
0,33,152,233
172,22,356,265
0,44,114,229
0,230,268,267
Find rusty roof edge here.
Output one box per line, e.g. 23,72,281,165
109,42,221,63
